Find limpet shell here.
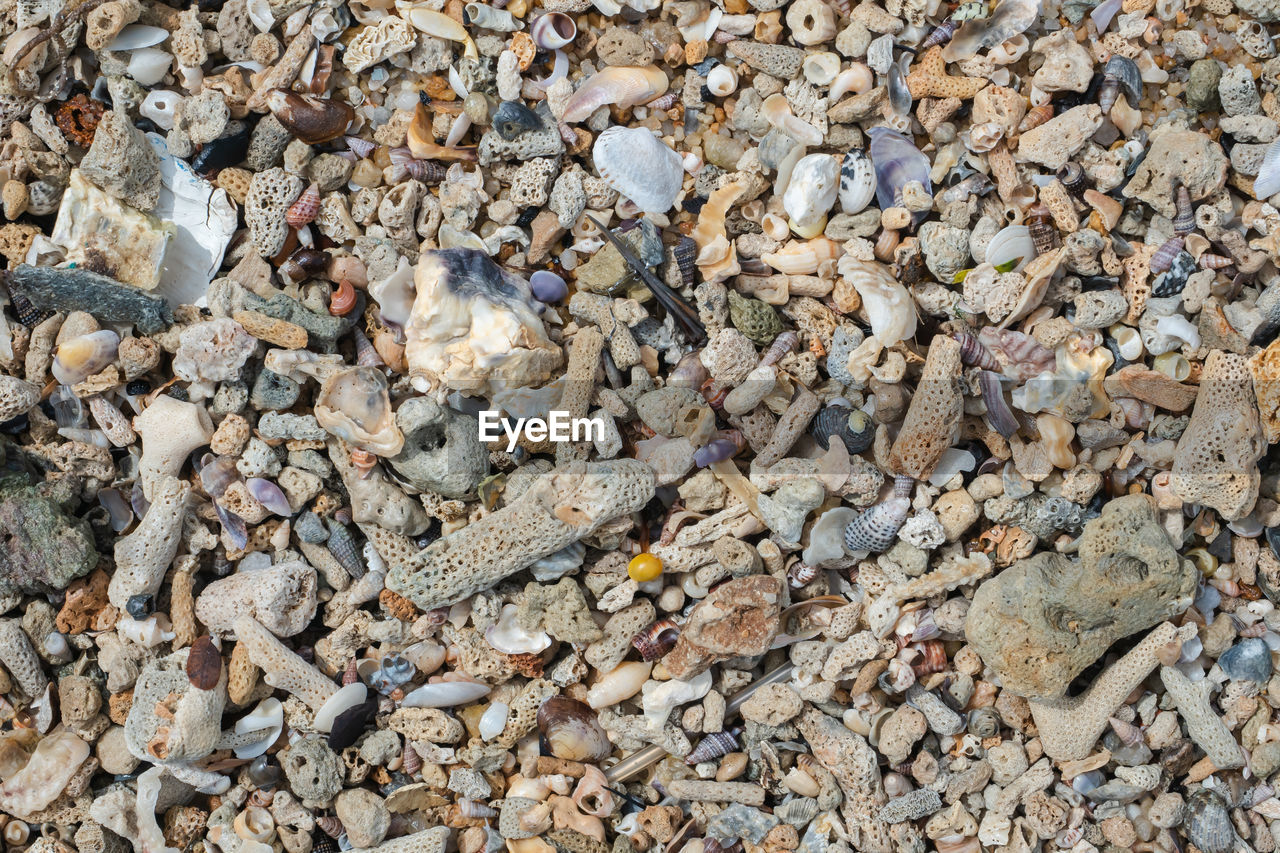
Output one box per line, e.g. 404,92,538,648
592,126,684,214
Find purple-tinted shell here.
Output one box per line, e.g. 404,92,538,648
694,439,738,468
868,127,932,215
199,453,241,499
248,477,294,516
216,502,248,550
530,270,569,302
99,488,134,532
131,482,150,520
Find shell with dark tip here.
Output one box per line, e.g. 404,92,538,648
811,404,874,454
1185,789,1236,853
1056,162,1086,196
685,728,741,765
632,618,679,660
537,696,612,762
1149,236,1184,274
493,101,542,141
327,521,365,578
868,127,932,216
843,494,910,553
1099,55,1142,114
1173,184,1195,235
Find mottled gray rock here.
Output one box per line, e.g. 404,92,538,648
386,397,487,499
966,495,1197,699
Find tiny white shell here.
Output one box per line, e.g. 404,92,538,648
312,682,367,733
401,681,492,708
802,51,841,86
107,25,170,51
1254,137,1280,199
706,64,738,97
126,48,172,87
838,149,877,215
983,224,1035,271
479,701,510,741
585,661,652,709
485,603,551,655
592,126,684,214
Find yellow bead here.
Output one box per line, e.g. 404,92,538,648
628,553,663,582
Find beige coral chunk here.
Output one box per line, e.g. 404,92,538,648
234,613,338,711
0,618,47,698
1016,105,1103,170
386,460,654,610
123,648,227,764
108,475,190,609
1170,350,1265,521
133,396,213,500
195,561,318,639
905,46,988,99
1159,664,1246,769
887,335,963,480
795,708,893,853
1249,337,1280,443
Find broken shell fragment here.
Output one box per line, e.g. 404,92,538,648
265,90,355,144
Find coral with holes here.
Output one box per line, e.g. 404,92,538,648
107,475,189,609
663,576,784,680
244,168,305,258
233,613,338,711
966,494,1197,700
386,460,655,610
887,335,963,481
343,15,417,72
0,618,48,698
795,708,894,853
134,396,214,500
194,560,318,639
1170,350,1264,520
123,649,226,764
78,110,161,211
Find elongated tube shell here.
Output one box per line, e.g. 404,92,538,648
562,66,668,123
465,3,519,30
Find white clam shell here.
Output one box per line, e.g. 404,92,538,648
234,697,284,759
107,25,169,51
479,701,510,741
983,224,1035,271
783,153,840,232
838,149,877,215
1254,137,1280,199
401,681,492,708
312,682,367,733
592,126,684,214
127,48,172,87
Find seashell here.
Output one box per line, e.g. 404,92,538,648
1217,638,1272,683
1056,161,1086,196
486,603,551,655
836,256,916,346
1149,236,1184,274
106,25,170,51
1186,789,1236,853
562,66,668,124
233,697,284,759
686,728,741,765
839,148,877,215
761,330,799,366
234,807,275,843
868,127,932,216
593,127,684,214
479,701,509,740
315,817,344,839
465,2,517,30
1026,204,1056,255
126,48,172,87
53,330,120,386
403,8,478,58
530,11,576,49
983,224,1035,271
673,238,698,289
1173,183,1195,235
537,696,612,762
783,154,839,236
281,247,330,283
388,148,448,183
802,51,841,86
787,561,819,588
458,800,497,819
401,680,491,708
967,707,1000,738
585,661,651,709
979,370,1019,438
843,475,913,553
952,329,1001,371
922,17,960,50
1254,138,1280,199
493,100,541,141
761,237,841,275
694,438,738,467
265,89,354,144
326,522,364,578
530,270,568,302
285,182,320,229
1200,253,1233,270
942,0,1038,62
761,94,822,147
345,136,376,158
829,63,874,102
632,618,680,661
246,478,292,516
1018,103,1054,135
314,367,404,456
329,278,358,316
706,64,738,97
811,404,874,454
1099,55,1142,115
1151,251,1196,298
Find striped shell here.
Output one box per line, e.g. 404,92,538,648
1185,789,1236,853
1018,103,1053,135
811,404,875,454
592,126,684,214
286,183,320,228
1056,161,1086,195
401,743,422,776
673,236,698,289
685,728,741,765
1026,204,1056,255
458,800,497,818
1199,253,1233,270
1151,251,1196,298
329,279,357,316
1149,236,1184,274
327,522,365,578
761,330,799,367
952,329,1001,371
632,619,680,661
1173,184,1195,235
787,561,819,588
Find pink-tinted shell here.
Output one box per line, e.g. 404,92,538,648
286,183,320,228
